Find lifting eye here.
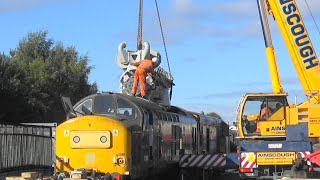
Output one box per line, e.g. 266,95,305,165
73,136,80,143
100,136,107,143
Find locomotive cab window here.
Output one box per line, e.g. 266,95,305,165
93,95,115,114
116,98,138,119
74,99,93,116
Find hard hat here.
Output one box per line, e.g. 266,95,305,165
151,57,158,64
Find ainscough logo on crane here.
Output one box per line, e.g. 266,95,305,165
258,152,295,158
271,126,285,131
280,0,318,69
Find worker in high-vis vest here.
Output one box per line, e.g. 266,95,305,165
131,57,158,98
256,120,261,133
260,103,272,119
256,103,272,133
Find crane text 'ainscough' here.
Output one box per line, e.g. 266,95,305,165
280,0,318,69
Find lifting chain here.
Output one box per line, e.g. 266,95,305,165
154,0,174,99
154,0,171,76
136,0,174,99
137,0,143,50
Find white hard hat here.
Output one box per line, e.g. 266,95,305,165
151,57,158,64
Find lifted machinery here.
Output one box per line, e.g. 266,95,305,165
237,0,320,179
116,41,174,105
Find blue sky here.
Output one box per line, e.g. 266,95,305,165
1,0,320,123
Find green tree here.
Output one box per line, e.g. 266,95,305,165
0,31,97,123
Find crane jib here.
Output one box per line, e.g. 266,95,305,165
279,0,319,69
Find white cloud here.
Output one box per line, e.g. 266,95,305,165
178,102,238,123
234,76,302,87
142,0,320,46
296,0,320,17
141,1,262,46
199,91,247,100
0,0,64,13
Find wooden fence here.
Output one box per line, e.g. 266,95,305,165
0,123,56,173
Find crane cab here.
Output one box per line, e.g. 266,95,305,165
237,93,292,138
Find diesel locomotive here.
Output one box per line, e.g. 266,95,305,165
55,41,231,180
55,92,229,180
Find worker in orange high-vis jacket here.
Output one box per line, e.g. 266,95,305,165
256,103,271,133
260,103,272,120
131,57,158,98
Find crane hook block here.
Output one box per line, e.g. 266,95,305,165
116,41,162,70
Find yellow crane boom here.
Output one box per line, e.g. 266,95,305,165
267,0,320,94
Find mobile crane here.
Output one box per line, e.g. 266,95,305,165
237,0,320,178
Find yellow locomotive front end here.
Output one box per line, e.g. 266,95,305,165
56,115,132,179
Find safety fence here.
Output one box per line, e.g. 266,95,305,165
0,123,56,172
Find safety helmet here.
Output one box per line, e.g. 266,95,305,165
151,57,158,64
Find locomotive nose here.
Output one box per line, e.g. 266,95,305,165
56,115,131,177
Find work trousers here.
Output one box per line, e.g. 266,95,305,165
131,69,147,97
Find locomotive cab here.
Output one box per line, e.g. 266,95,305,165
57,93,146,179
73,93,142,123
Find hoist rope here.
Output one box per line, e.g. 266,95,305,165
303,0,320,36
137,0,143,50
154,0,172,77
